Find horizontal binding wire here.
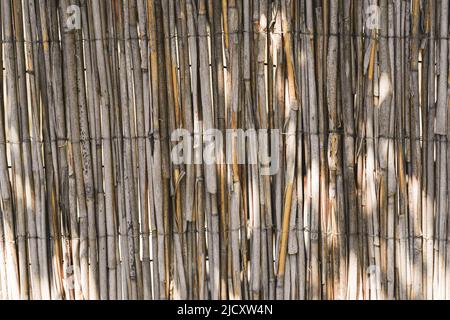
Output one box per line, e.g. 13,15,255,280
1,30,450,44
0,131,448,146
0,230,442,243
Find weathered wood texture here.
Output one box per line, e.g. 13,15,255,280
0,0,449,300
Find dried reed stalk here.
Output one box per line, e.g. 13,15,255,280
0,0,448,300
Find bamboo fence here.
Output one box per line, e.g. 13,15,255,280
0,0,449,300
